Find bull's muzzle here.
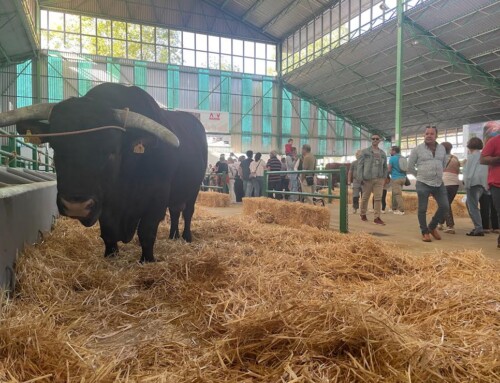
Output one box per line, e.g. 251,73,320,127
60,196,96,219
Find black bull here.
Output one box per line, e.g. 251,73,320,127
0,83,208,262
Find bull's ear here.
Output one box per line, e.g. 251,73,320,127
16,120,50,144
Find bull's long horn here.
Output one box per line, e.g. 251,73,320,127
0,103,56,127
113,109,180,148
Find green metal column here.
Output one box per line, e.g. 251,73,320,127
394,0,404,147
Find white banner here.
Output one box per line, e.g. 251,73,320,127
178,109,230,134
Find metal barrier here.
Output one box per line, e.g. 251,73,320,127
262,167,348,233
201,172,228,192
1,128,55,172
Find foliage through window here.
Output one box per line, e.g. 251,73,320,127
40,10,277,76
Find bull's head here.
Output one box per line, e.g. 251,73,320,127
0,98,179,227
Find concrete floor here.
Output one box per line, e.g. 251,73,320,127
204,203,500,261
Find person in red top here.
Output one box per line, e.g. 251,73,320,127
285,138,294,156
480,121,500,248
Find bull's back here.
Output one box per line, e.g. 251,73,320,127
162,110,207,205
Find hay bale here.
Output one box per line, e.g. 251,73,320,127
196,191,230,207
396,192,468,217
254,209,275,224
1,212,499,382
242,197,330,229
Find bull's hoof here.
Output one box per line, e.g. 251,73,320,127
104,245,119,257
182,231,192,243
139,256,156,264
169,230,180,240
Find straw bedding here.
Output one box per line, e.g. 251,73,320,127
196,191,231,207
242,197,330,229
1,208,499,382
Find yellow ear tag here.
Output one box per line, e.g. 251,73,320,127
25,130,42,145
133,142,145,154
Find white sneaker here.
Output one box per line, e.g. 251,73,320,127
388,209,393,213
381,210,386,214
393,211,405,215
352,208,358,214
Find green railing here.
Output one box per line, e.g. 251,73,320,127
201,172,228,192
263,167,348,233
0,128,55,172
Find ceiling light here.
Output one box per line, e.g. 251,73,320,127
380,2,389,11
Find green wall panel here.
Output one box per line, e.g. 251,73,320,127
318,108,328,156
134,61,147,89
106,59,121,83
300,99,310,144
47,55,63,102
198,69,210,110
282,89,292,148
241,75,253,149
262,79,273,151
167,65,179,109
335,118,344,155
78,61,93,96
16,61,32,107
220,72,232,132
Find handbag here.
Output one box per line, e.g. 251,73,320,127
250,160,261,179
404,176,411,186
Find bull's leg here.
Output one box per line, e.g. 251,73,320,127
100,222,119,257
137,216,163,263
182,198,196,243
169,208,181,239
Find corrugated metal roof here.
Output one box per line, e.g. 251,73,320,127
283,0,500,137
0,0,38,66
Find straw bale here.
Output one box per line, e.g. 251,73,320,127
196,191,231,207
242,197,330,229
1,209,499,382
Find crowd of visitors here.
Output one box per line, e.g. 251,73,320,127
204,121,500,248
205,140,318,204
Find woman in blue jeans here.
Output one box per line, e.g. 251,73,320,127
463,137,489,236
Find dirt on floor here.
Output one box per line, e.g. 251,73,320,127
206,202,500,261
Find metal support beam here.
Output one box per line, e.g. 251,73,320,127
13,0,38,58
403,15,500,96
241,0,265,21
261,0,301,32
283,80,387,139
200,0,279,42
394,0,404,146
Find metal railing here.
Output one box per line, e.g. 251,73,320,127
1,128,55,172
263,167,348,233
201,171,228,192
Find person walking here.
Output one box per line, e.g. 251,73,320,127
299,144,316,204
480,121,500,248
227,158,238,203
348,150,363,214
387,146,406,215
438,142,460,234
463,137,489,236
358,134,388,225
267,150,283,199
240,150,254,197
286,147,299,202
234,155,245,202
249,152,265,197
408,126,449,242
